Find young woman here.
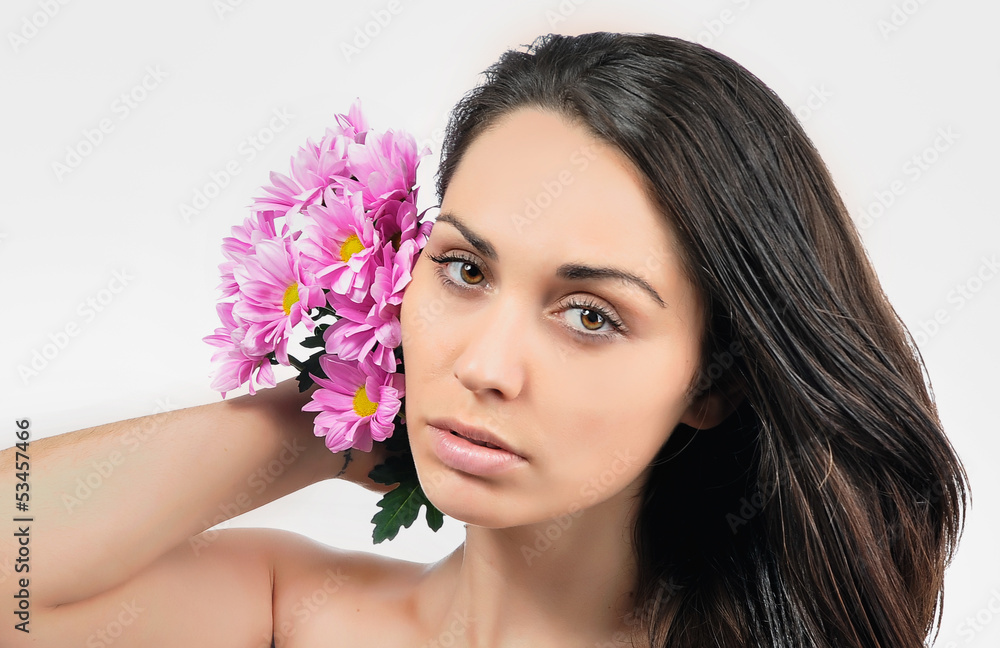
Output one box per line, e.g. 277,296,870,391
1,32,967,647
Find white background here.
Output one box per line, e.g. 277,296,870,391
1,0,997,644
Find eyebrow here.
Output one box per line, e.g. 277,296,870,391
434,212,667,309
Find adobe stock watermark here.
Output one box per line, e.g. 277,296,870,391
85,598,145,648
726,452,808,534
855,126,960,230
596,576,684,647
792,84,833,123
51,65,169,182
935,588,1000,648
509,143,598,234
7,0,72,54
17,268,135,385
417,407,521,502
340,0,404,63
259,567,350,646
695,0,753,47
415,107,452,160
213,0,249,21
520,447,642,566
909,253,998,347
60,397,178,514
877,0,930,40
177,107,294,223
189,437,307,556
419,611,474,648
400,287,462,349
544,0,589,27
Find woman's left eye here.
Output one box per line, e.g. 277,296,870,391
426,252,628,342
559,298,626,340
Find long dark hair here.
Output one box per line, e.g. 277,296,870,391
435,32,968,647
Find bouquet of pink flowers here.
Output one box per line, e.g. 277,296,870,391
204,99,442,543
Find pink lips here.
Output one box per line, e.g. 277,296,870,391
429,424,527,476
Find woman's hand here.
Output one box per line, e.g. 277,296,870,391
334,440,406,494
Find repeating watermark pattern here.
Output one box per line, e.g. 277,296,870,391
51,65,169,182
520,448,641,566
7,0,72,54
509,143,598,235
59,398,177,514
340,0,404,63
726,452,808,534
855,126,960,230
595,576,684,646
214,0,250,21
251,567,351,647
178,107,294,223
188,437,307,556
287,568,350,627
419,611,474,648
877,0,931,40
935,588,1000,647
17,268,135,385
545,0,589,27
10,418,32,634
695,0,754,47
414,107,452,159
84,598,145,648
792,84,833,123
909,253,998,347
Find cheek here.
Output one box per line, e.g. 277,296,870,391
538,347,696,495
400,256,460,348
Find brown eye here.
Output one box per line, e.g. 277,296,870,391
458,262,484,285
427,253,488,289
560,297,626,341
579,308,605,331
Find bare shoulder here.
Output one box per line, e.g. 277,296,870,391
253,527,433,647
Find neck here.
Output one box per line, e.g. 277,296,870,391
416,483,647,648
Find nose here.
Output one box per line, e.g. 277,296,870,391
452,294,526,399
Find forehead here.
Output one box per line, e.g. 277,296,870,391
438,108,687,293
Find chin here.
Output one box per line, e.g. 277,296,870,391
412,456,524,529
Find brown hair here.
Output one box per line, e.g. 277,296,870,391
436,32,968,647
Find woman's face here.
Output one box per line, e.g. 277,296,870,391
399,108,717,528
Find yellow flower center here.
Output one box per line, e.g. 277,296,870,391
340,234,364,262
353,384,378,418
282,283,299,315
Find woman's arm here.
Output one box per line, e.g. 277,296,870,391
0,378,385,611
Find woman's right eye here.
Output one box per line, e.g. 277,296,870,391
427,253,487,289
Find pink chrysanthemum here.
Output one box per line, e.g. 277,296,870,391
251,99,369,219
303,354,403,453
204,302,276,397
322,239,417,373
347,129,425,209
217,210,286,298
369,195,434,254
233,238,326,365
208,101,433,455
297,186,382,303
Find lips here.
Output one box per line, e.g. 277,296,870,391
427,422,527,476
427,417,523,458
461,436,503,450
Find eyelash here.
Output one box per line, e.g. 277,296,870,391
425,252,628,342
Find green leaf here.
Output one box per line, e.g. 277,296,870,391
369,453,444,543
301,322,329,349
294,349,325,392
